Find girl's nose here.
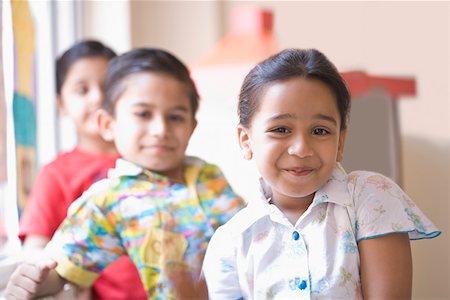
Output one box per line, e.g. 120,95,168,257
287,135,313,158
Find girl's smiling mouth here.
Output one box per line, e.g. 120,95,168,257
285,167,314,176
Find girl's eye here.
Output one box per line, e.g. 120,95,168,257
270,127,290,134
312,128,330,136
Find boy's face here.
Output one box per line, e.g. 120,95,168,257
102,72,196,182
238,77,346,205
58,57,109,141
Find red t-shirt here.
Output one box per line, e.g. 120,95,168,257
19,147,147,299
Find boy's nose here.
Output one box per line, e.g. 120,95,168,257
149,116,168,137
287,135,313,158
89,87,104,107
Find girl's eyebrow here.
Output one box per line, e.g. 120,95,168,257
266,113,337,125
314,113,337,125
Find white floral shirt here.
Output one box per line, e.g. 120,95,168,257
202,164,440,300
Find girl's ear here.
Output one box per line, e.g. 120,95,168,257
337,129,347,162
96,109,115,142
237,125,253,160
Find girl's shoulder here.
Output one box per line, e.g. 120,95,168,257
342,169,441,241
345,169,403,199
346,169,395,182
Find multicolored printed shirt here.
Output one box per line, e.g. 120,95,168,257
51,157,244,299
202,163,441,300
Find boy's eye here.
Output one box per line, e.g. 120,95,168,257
74,85,89,96
312,128,330,135
134,111,151,118
168,114,185,122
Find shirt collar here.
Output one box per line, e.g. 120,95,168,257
107,157,202,188
311,163,352,207
108,158,145,178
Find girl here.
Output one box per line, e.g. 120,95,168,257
6,48,243,300
18,40,147,299
202,48,440,299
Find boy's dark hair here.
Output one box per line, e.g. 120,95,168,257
56,40,117,95
238,48,351,130
103,48,199,117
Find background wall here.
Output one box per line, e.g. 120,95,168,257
83,1,450,299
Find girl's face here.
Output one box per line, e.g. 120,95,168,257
102,72,196,182
238,77,346,205
58,57,109,141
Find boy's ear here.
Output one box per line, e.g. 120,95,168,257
96,109,115,142
337,129,347,162
237,125,253,160
190,119,198,136
56,95,66,116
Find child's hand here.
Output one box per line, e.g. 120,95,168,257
5,259,57,300
167,270,208,300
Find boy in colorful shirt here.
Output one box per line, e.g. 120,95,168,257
5,48,243,299
54,157,242,297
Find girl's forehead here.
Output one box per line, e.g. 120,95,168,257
250,78,341,125
259,78,337,109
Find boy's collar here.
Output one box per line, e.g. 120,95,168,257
108,158,144,178
107,157,202,188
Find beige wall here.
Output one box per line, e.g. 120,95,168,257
130,1,224,63
86,1,450,299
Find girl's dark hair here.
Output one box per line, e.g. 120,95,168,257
56,40,117,95
102,48,199,117
238,48,351,130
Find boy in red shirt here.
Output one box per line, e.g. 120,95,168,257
18,40,146,299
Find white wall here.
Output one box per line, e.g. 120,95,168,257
81,1,131,54
1,0,19,254
129,1,222,62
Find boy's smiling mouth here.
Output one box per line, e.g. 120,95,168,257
142,144,174,153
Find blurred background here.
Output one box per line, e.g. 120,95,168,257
1,1,449,299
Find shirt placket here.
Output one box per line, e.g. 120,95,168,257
286,227,311,299
269,206,312,299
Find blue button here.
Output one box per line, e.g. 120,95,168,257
292,231,300,240
298,279,307,290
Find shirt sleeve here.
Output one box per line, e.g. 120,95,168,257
202,226,243,299
53,184,126,288
197,164,245,228
352,172,441,242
